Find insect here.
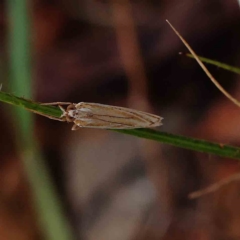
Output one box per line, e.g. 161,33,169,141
41,102,163,130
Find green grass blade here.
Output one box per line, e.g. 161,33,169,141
7,1,75,240
8,0,33,145
186,53,240,74
115,129,240,159
0,90,240,160
0,91,62,118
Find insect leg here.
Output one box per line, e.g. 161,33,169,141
71,124,81,130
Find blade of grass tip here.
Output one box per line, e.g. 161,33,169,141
0,91,63,118
7,1,74,240
186,54,240,75
166,20,240,109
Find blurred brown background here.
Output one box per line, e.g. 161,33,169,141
1,0,240,239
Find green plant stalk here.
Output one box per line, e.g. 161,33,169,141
0,90,240,160
8,0,32,145
115,129,240,159
186,53,240,74
7,1,74,240
0,91,61,118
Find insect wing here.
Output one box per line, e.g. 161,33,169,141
74,102,163,129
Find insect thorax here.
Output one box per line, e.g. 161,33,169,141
68,109,92,119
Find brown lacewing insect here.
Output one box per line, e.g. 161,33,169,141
41,102,163,130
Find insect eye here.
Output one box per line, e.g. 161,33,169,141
67,104,75,111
